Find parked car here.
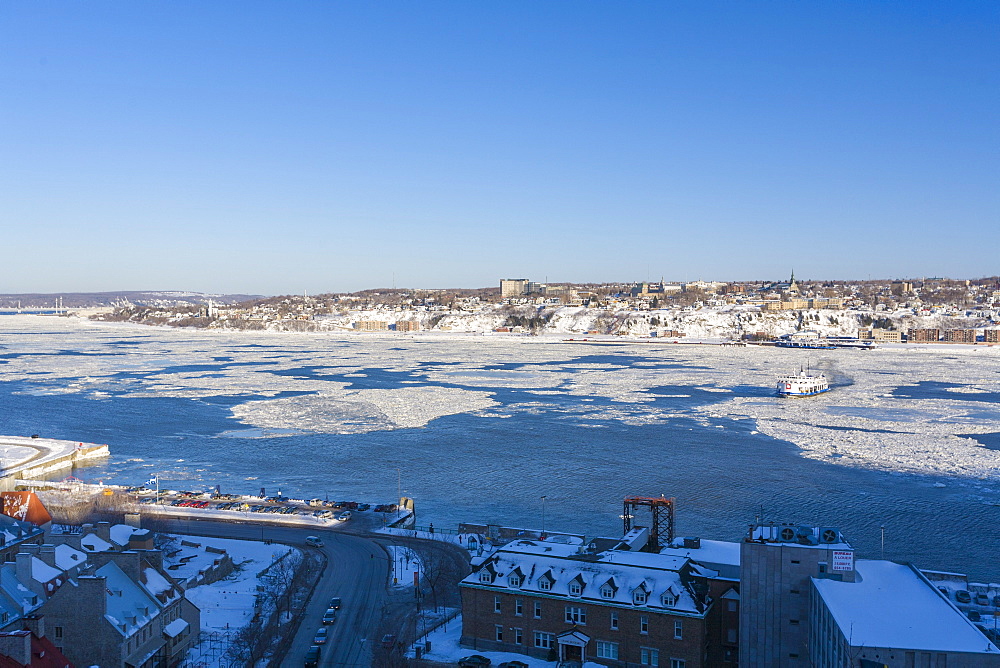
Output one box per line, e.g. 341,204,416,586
336,511,352,521
956,590,972,604
305,536,324,548
313,627,329,644
976,593,990,606
969,610,982,622
322,608,337,625
458,655,492,667
357,503,370,511
304,645,320,668
381,634,396,649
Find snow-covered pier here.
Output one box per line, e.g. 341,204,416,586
0,435,109,490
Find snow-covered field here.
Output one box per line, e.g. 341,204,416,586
175,535,294,665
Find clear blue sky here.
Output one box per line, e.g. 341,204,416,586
2,2,997,294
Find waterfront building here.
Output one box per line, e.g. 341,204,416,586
354,320,389,331
908,328,941,343
740,523,1000,668
459,532,715,666
943,329,977,343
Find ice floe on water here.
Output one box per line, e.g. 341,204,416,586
1,316,999,481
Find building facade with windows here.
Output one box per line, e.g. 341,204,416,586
459,538,712,667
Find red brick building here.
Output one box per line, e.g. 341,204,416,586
907,328,940,343
459,537,722,667
942,329,977,343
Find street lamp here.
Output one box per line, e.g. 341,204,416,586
540,495,547,538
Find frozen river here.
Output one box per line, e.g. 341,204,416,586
1,316,998,580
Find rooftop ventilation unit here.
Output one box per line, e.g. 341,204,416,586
820,528,840,544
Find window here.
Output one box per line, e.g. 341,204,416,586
601,585,615,599
513,628,523,645
495,625,503,642
640,615,649,634
479,571,492,584
539,577,552,591
534,631,554,649
534,601,542,619
640,647,659,666
515,599,523,616
569,581,583,596
634,589,648,605
790,559,800,564
610,611,619,630
662,593,676,607
674,619,683,640
727,600,737,611
509,574,521,587
494,596,501,613
789,619,800,626
54,626,63,639
670,660,686,668
727,628,737,643
596,641,619,660
565,605,587,624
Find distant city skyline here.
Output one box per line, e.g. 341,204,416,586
2,2,997,294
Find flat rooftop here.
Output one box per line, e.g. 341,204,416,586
813,560,1000,654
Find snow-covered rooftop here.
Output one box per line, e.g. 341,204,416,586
813,560,1000,653
464,539,703,615
54,544,87,571
80,533,113,553
110,524,139,548
661,539,741,579
96,562,160,637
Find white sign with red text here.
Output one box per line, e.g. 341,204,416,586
832,550,854,572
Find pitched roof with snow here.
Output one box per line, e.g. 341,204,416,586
812,560,1000,654
80,533,113,553
54,544,87,571
462,539,706,615
0,566,40,617
110,524,140,548
96,562,160,637
140,565,180,604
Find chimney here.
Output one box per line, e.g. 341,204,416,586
38,545,57,569
95,522,112,544
15,552,32,584
0,630,30,665
20,613,45,639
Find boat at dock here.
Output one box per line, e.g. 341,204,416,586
777,369,830,397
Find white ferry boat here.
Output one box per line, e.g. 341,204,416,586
776,369,830,397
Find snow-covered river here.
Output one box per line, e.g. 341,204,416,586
1,316,998,580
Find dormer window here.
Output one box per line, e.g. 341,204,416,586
601,585,615,599
539,577,553,591
569,581,582,596
509,575,521,588
662,592,676,607
479,571,493,584
633,589,647,605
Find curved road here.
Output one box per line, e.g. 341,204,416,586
143,516,469,668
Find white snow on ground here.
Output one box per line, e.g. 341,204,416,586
2,316,1000,481
169,535,293,661
387,545,422,588
409,614,556,666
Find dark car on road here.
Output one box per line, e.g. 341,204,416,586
304,645,320,667
322,608,337,625
329,597,342,610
